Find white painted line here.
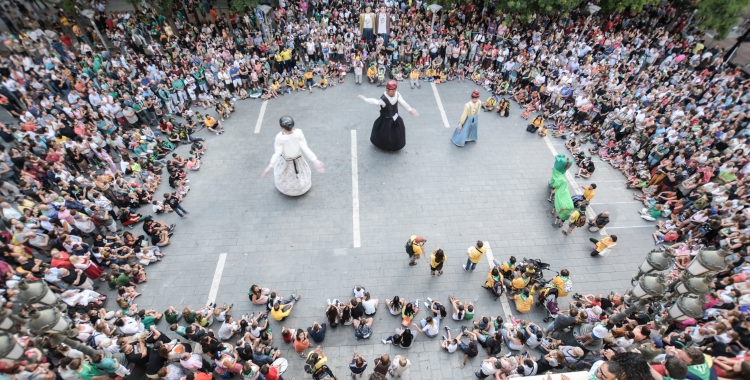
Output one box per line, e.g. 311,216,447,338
605,225,657,229
206,253,227,306
483,241,515,321
253,100,268,134
590,201,643,205
431,82,451,128
351,130,361,248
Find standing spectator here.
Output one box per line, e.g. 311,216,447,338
463,241,487,271
588,212,610,232
389,355,411,377
590,236,618,257
430,246,446,276
562,205,587,236
348,349,367,378
406,235,426,266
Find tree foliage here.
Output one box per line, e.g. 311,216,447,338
230,0,261,13
61,0,78,14
598,0,659,14
495,0,584,19
695,0,750,40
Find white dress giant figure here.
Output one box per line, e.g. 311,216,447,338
262,116,324,196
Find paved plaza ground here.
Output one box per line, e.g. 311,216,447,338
123,77,659,379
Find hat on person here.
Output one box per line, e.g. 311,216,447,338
385,80,398,90
471,89,480,98
592,324,609,339
592,306,602,315
104,311,116,319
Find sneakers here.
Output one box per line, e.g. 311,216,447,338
427,297,433,303
460,325,468,333
294,295,301,301
382,339,389,344
562,231,568,236
462,265,468,271
415,299,420,307
445,326,451,331
327,299,332,306
442,335,447,341
424,302,431,308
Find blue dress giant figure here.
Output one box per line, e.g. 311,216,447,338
451,89,481,146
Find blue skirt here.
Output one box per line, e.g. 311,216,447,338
451,114,478,147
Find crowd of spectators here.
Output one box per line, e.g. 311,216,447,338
0,0,749,379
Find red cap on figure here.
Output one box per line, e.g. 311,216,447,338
471,89,480,98
386,80,398,90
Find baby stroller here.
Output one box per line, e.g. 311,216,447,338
537,284,560,323
519,257,551,284
312,365,336,380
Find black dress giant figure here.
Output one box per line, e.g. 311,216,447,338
358,80,419,151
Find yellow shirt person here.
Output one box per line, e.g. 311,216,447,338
463,241,487,271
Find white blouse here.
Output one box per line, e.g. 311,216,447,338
361,92,414,113
269,129,318,166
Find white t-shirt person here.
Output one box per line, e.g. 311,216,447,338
377,13,388,34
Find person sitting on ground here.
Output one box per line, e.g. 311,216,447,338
307,321,326,343
270,295,300,321
353,317,373,340
413,315,439,338
513,287,533,313
388,296,403,316
361,292,379,316
576,157,595,178
454,326,480,369
382,327,415,348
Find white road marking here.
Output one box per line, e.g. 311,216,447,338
431,82,451,128
254,100,268,134
206,253,227,306
351,130,361,248
484,241,515,321
590,201,643,205
605,225,657,229
543,136,608,236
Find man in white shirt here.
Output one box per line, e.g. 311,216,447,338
217,315,238,341
475,357,502,379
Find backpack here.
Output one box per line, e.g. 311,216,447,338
563,278,573,293
404,239,414,255
85,332,100,348
303,357,315,374
574,212,586,227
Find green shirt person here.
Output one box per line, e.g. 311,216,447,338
172,78,185,91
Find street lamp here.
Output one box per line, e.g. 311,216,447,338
0,332,24,364
684,248,732,277
25,305,75,337
672,273,713,297
632,248,674,284
80,9,108,52
666,295,705,322
631,273,667,303
17,279,58,307
0,309,23,334
427,4,443,36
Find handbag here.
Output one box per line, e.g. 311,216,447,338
401,316,412,327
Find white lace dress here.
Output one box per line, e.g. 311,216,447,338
269,129,318,196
